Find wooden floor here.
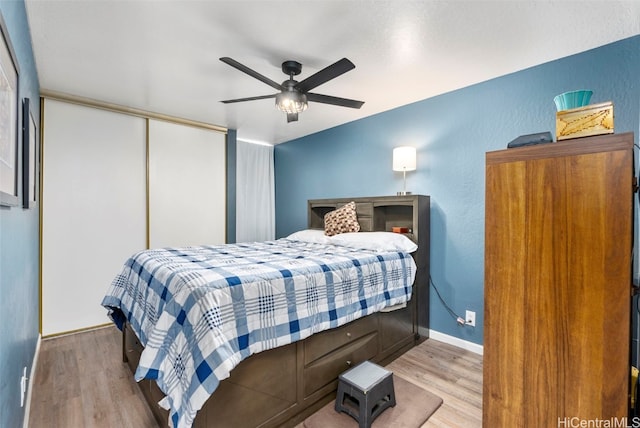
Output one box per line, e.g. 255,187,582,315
386,339,483,427
28,326,482,428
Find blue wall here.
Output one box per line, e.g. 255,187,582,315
275,35,640,346
0,1,40,427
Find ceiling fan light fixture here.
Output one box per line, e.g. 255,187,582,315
275,91,308,114
219,57,363,123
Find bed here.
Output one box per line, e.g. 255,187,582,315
102,195,430,428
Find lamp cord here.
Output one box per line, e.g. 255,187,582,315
429,275,464,321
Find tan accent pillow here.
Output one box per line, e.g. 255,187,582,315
324,202,361,236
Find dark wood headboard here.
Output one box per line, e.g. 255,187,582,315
308,195,427,241
307,195,431,335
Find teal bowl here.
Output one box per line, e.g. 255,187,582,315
554,90,593,111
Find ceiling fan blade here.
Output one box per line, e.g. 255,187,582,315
295,58,355,93
220,94,276,104
307,93,364,109
220,57,283,91
287,113,298,123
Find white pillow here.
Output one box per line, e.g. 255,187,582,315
329,231,418,253
286,229,332,244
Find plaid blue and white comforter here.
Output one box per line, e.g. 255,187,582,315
101,238,416,428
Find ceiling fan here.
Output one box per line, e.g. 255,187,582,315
219,57,365,123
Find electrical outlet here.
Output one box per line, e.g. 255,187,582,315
20,367,27,408
465,310,476,327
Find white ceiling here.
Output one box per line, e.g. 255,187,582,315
25,0,640,145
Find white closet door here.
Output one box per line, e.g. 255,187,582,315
148,119,226,248
42,100,146,336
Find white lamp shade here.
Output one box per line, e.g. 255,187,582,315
393,146,417,171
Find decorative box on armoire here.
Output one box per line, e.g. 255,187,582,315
483,132,634,426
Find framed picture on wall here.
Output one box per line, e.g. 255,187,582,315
0,13,19,207
22,98,36,208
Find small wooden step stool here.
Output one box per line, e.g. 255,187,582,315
334,360,396,428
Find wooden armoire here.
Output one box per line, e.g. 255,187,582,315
483,132,634,426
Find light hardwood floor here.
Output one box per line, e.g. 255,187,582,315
28,326,482,428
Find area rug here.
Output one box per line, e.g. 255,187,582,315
303,376,443,428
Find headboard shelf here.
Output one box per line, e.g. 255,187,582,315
307,195,431,335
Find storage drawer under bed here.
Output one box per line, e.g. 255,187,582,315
302,315,379,397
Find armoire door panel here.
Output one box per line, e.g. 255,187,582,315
564,149,631,418
484,160,527,426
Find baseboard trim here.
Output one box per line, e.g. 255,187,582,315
23,333,41,428
42,322,112,339
428,329,484,355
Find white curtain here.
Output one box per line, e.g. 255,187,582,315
236,140,275,242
